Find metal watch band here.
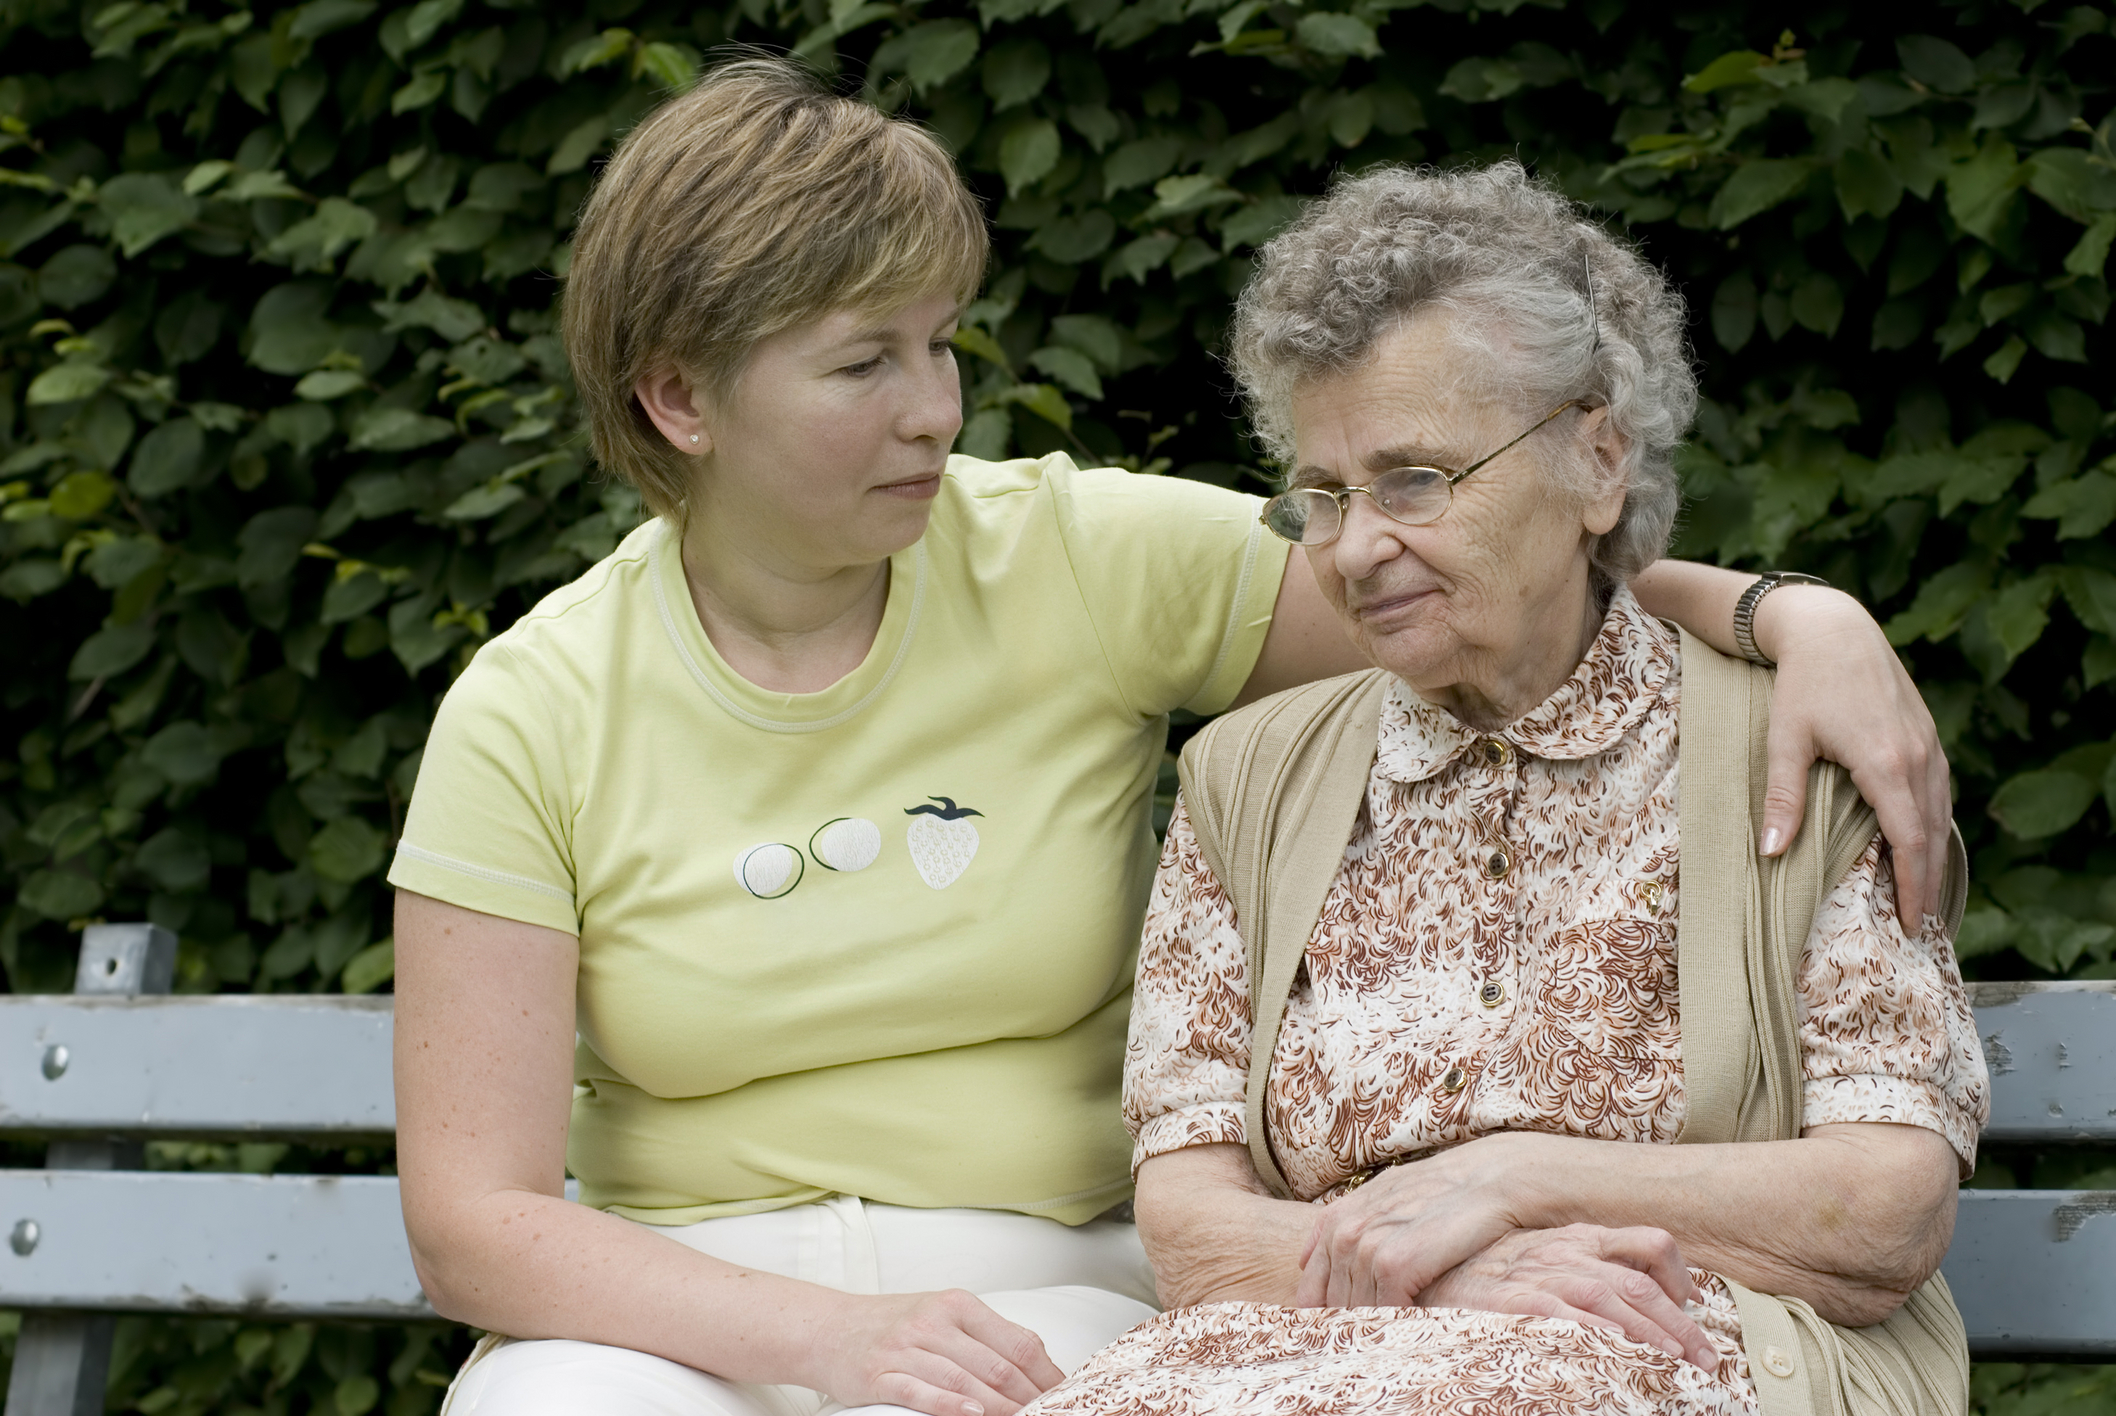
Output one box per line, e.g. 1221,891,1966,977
1733,572,1831,667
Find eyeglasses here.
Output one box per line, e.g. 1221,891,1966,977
1262,251,1605,549
1259,399,1594,547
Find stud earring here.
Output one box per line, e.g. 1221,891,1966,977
689,435,699,444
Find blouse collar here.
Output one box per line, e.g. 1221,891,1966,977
1375,584,1677,784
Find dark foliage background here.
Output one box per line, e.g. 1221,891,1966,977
1,0,2112,1407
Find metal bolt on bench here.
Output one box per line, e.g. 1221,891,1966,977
0,928,2110,1416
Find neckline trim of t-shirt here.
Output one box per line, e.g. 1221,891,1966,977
648,518,927,734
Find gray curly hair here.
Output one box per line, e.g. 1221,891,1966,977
1229,161,1697,588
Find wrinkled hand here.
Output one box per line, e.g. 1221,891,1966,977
1418,1224,1718,1371
1294,1143,1520,1309
1756,587,1951,923
813,1289,1065,1416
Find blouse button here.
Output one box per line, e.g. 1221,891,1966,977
1483,845,1512,880
1480,737,1513,767
1640,880,1666,915
1478,980,1505,1008
1441,1064,1467,1094
1763,1347,1796,1379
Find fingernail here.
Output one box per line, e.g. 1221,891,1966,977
965,1405,983,1416
1759,827,1784,856
1662,1340,1683,1358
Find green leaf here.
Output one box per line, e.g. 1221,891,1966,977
1103,136,1184,195
27,363,112,405
2058,566,2116,636
1895,35,1974,92
294,369,366,400
247,282,339,374
1440,57,1523,103
1219,197,1303,254
69,618,156,679
983,37,1050,109
1982,334,2027,384
1988,768,2097,840
635,41,698,92
558,27,632,75
1834,147,1903,222
1295,12,1379,59
1143,174,1242,221
951,325,1010,371
877,19,980,93
129,418,204,496
2065,215,2116,279
999,119,1060,196
1883,561,1990,644
266,403,335,455
1789,272,1843,337
376,289,486,343
1709,159,1816,229
1027,346,1103,400
993,381,1071,431
97,172,199,257
287,0,374,41
136,827,210,890
1984,572,2057,669
546,116,608,177
1048,314,1123,372
341,938,395,993
2023,470,2116,539
442,481,526,520
1946,136,2024,245
391,69,448,115
236,506,319,587
1025,210,1115,264
1103,233,1180,287
18,869,105,920
38,245,117,309
404,0,462,48
143,720,235,785
351,407,456,452
310,816,386,883
1684,50,1767,93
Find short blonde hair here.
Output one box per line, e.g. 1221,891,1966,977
562,57,988,520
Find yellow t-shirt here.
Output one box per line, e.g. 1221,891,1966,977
387,453,1290,1225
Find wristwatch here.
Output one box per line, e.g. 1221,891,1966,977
1733,572,1831,667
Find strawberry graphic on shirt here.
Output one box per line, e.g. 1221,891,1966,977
904,797,982,890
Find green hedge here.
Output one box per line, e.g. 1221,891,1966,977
0,0,2111,1409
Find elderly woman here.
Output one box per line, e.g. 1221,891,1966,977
1036,164,1991,1416
392,60,1965,1416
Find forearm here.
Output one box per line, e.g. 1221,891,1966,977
405,1182,848,1383
1134,1144,1314,1308
1628,560,1828,662
1494,1125,1957,1326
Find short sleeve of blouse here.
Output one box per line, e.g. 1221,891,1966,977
386,640,580,935
1048,463,1291,718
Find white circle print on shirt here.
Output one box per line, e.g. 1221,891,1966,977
733,842,804,899
809,817,882,872
904,797,982,890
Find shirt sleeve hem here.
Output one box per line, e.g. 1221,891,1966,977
1183,518,1292,717
1131,1103,1246,1177
1803,1076,1978,1178
387,842,580,936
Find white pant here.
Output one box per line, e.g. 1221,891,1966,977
443,1195,1160,1416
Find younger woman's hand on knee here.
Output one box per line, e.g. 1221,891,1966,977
818,1289,1065,1416
1417,1225,1719,1372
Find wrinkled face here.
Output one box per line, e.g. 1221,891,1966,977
691,289,965,571
1288,312,1622,699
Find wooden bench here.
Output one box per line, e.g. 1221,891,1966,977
1,927,2110,1414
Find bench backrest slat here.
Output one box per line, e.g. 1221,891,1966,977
1962,981,2116,1144
0,996,394,1139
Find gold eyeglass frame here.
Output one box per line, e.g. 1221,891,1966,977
1259,252,1607,549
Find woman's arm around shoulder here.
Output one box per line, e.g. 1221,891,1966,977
394,890,1063,1416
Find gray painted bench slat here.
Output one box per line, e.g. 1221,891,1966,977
1962,982,2116,1144
0,996,393,1139
0,1170,430,1320
1942,1189,2116,1359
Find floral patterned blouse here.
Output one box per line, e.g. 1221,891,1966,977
1089,588,1989,1416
